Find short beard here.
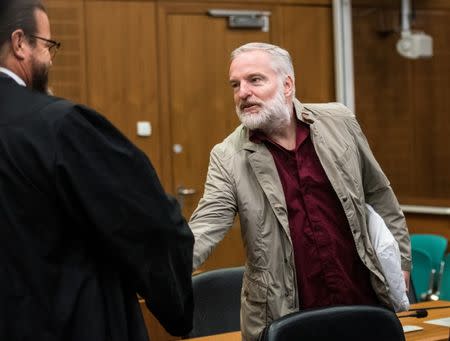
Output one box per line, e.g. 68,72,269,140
30,56,50,94
236,86,292,136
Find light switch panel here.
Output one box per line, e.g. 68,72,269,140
137,121,151,137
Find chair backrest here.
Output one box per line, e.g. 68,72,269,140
411,248,434,300
438,253,450,301
410,234,448,275
183,266,244,339
259,305,405,341
407,277,417,304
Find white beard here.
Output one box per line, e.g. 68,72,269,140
235,87,291,135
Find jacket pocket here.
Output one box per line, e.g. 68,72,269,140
241,272,269,340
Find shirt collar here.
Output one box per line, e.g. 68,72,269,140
249,118,310,151
0,67,26,86
294,98,315,124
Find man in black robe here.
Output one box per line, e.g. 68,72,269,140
0,1,194,340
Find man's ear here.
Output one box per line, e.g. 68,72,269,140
284,75,294,98
10,29,27,60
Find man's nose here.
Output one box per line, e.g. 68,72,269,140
238,82,252,99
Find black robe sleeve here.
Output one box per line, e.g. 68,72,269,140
53,104,194,336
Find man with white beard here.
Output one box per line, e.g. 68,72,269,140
188,42,411,341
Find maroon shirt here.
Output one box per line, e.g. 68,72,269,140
250,120,378,309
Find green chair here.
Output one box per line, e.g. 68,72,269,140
437,253,450,301
411,248,434,301
410,234,448,289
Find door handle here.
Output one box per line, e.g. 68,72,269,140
177,186,197,208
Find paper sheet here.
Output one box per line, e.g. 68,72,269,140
424,317,450,328
403,325,424,333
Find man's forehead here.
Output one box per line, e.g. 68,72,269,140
229,51,274,78
34,8,51,36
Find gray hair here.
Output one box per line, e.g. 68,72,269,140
231,42,295,84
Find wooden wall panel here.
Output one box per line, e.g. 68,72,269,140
84,1,161,174
353,8,414,197
406,213,450,253
353,5,450,204
46,0,86,103
352,0,450,10
278,4,335,103
411,9,450,199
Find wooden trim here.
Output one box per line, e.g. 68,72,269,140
157,3,173,192
157,1,277,12
401,205,450,216
400,197,450,208
82,0,332,4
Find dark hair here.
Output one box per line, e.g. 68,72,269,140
0,0,46,50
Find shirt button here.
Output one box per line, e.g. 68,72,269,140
343,196,348,202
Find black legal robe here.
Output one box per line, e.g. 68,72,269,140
0,75,194,341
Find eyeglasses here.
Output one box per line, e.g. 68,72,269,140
29,34,61,59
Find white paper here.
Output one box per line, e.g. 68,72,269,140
403,325,424,333
424,317,450,327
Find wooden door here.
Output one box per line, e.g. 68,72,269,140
158,2,279,272
84,1,161,174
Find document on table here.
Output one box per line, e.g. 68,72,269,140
424,317,450,328
403,325,424,333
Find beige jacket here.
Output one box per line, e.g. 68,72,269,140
189,100,411,341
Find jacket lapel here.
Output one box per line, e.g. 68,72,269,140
244,141,291,238
239,99,312,240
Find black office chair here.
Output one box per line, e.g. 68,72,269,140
183,266,244,339
407,278,417,304
259,305,405,341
